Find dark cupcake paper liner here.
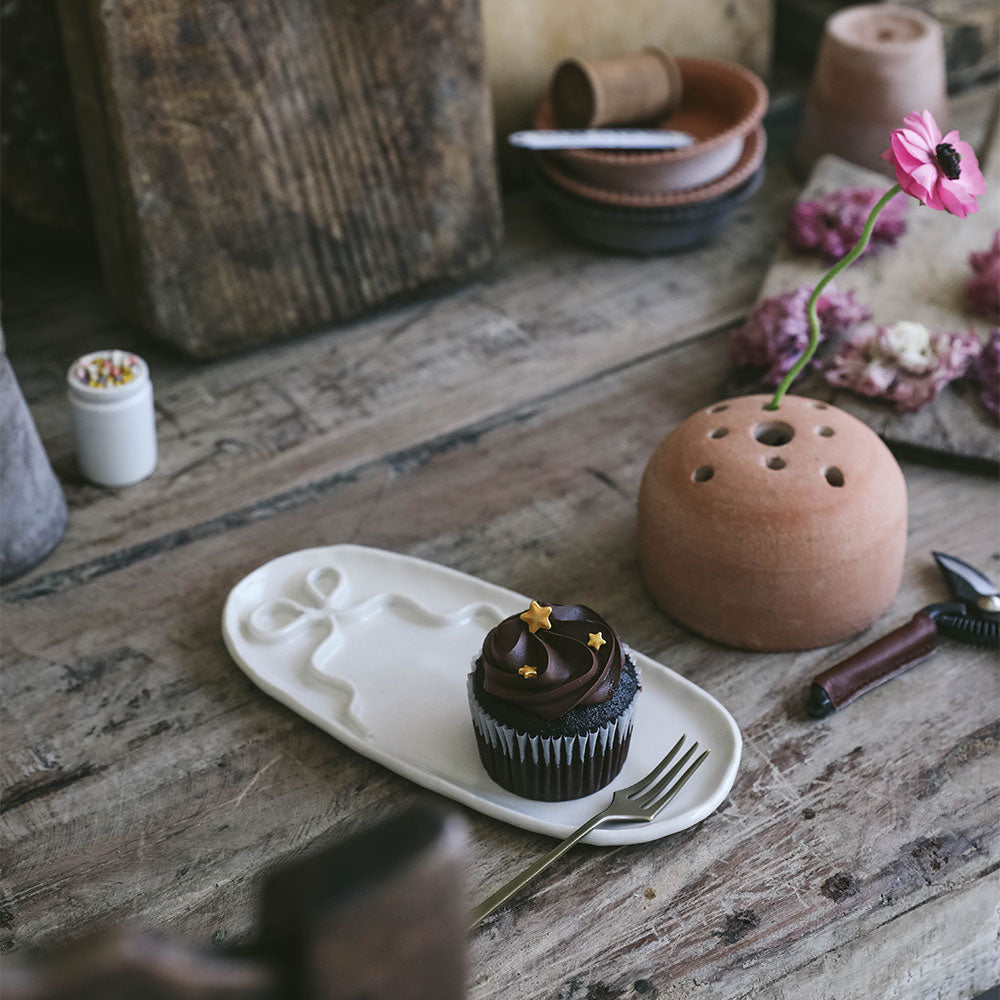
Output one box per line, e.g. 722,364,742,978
467,671,639,801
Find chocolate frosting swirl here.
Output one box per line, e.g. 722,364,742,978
480,603,625,721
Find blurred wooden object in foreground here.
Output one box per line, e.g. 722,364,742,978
2,804,468,1000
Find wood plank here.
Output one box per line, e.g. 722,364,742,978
745,102,1000,467
2,163,798,589
3,326,996,998
757,876,1000,1000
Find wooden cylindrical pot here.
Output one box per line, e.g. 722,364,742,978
637,394,908,651
551,47,682,128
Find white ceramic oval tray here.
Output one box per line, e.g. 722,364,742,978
221,544,741,845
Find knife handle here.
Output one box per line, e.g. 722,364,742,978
807,612,939,718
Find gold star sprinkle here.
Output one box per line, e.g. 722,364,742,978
520,600,552,634
588,632,606,650
518,665,538,679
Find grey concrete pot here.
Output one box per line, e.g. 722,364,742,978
1,350,67,581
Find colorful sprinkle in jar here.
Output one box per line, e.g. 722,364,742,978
66,350,157,487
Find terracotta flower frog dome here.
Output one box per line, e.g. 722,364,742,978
637,395,908,651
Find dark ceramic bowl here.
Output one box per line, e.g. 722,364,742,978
532,161,765,256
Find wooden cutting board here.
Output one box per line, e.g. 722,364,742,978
57,0,502,359
741,120,999,469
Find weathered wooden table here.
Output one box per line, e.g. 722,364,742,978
3,91,998,999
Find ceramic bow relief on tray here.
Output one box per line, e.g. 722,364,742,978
222,545,741,845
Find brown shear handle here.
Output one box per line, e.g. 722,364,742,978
808,611,939,717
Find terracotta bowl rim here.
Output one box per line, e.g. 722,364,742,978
536,56,768,166
537,125,766,208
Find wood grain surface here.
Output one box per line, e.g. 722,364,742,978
3,163,796,588
3,89,999,1000
57,0,502,357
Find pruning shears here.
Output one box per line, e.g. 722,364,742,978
808,552,1000,718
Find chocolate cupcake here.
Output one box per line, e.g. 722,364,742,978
468,600,640,801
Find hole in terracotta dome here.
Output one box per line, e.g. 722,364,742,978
825,466,845,487
693,465,714,482
816,426,835,437
766,456,786,470
811,402,828,410
708,404,729,414
753,421,795,446
709,428,729,439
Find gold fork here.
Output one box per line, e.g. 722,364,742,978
470,735,709,928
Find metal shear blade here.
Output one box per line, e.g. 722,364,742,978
927,551,1000,646
933,550,1000,605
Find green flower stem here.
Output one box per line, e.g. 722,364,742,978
765,182,903,411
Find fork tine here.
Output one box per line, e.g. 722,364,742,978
644,749,710,814
620,735,685,798
469,739,713,927
633,741,699,805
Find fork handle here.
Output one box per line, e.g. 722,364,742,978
469,813,606,928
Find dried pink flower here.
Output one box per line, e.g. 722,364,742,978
788,187,908,261
972,327,1000,422
824,320,981,412
965,229,1000,322
731,285,871,386
882,110,985,218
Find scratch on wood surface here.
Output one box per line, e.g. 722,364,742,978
265,376,322,435
167,444,236,485
585,467,631,500
227,755,283,810
348,466,393,544
154,400,189,439
743,739,802,808
347,303,438,371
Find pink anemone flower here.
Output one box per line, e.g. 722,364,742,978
883,110,985,218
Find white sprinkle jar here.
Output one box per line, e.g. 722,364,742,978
66,350,157,487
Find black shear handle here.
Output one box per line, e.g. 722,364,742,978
808,612,939,718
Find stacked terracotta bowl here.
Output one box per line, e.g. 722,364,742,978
532,51,769,254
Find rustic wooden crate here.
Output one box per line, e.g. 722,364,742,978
56,0,503,358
